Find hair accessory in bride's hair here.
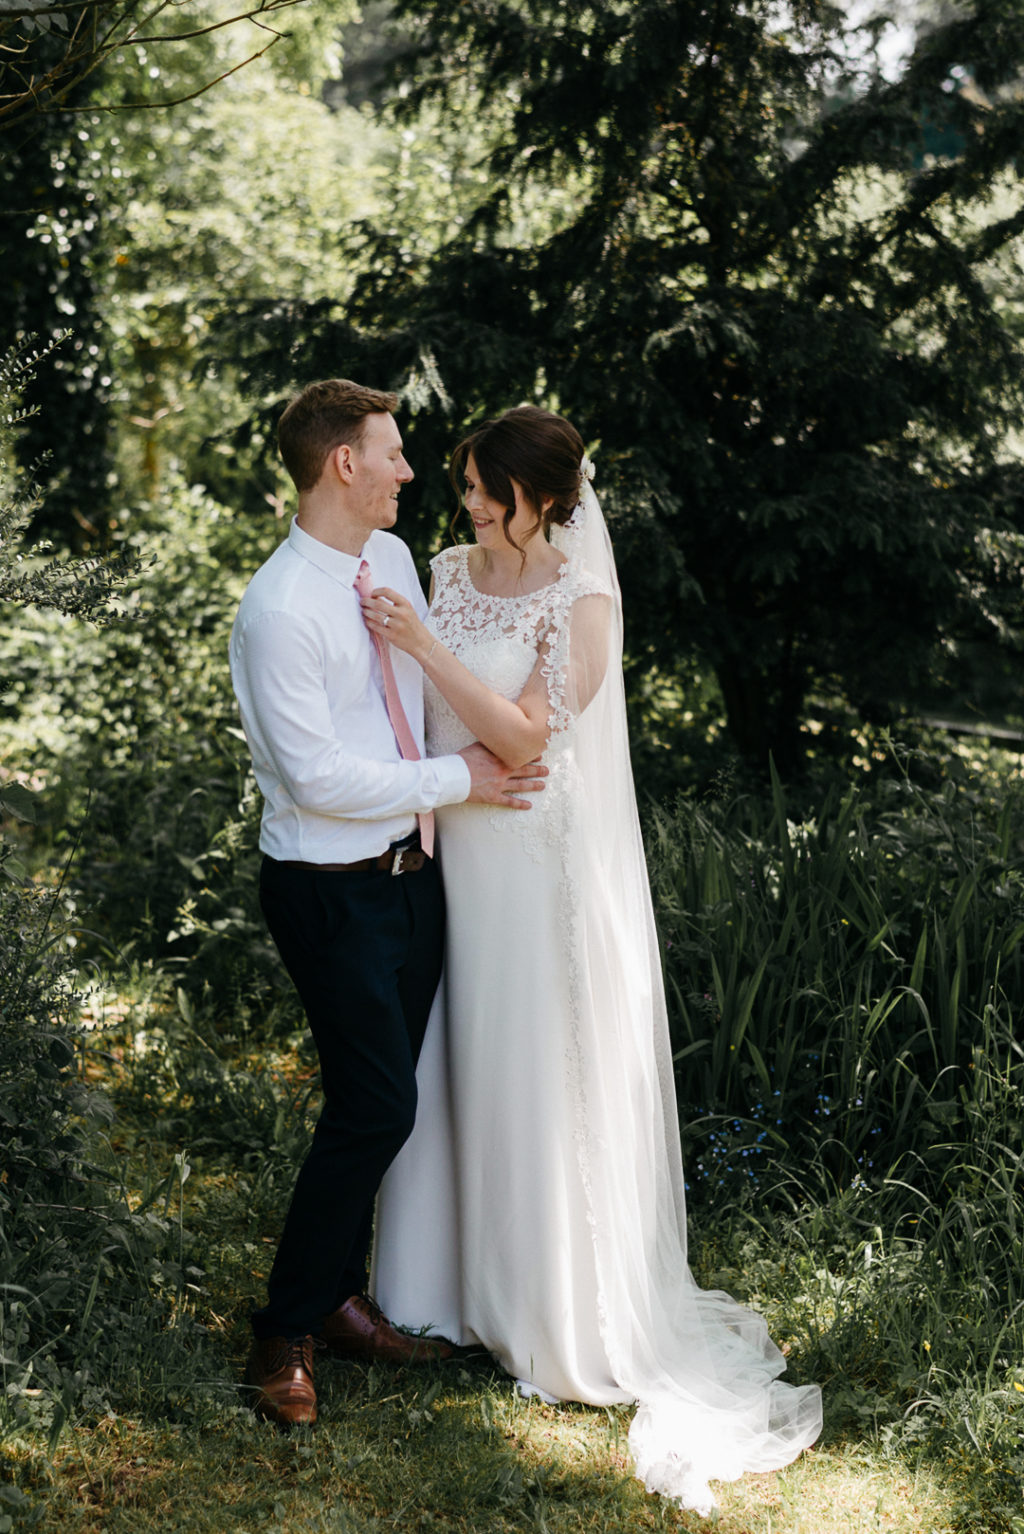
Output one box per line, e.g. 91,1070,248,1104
568,453,596,524
556,449,598,553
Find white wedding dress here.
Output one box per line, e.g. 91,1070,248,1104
371,483,822,1515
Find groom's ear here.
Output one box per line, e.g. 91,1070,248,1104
330,442,356,484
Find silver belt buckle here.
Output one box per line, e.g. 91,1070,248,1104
390,845,409,877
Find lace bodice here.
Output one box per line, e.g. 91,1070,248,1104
424,544,610,860
423,544,609,759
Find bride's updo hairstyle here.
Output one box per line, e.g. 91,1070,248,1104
449,406,585,554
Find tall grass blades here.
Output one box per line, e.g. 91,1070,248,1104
649,752,1024,1218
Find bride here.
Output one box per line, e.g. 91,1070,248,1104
360,406,822,1515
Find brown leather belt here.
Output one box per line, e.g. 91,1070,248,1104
270,839,427,877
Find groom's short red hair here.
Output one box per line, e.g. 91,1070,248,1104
278,378,400,492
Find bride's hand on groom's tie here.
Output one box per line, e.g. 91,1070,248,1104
361,587,432,661
362,586,546,808
459,742,547,810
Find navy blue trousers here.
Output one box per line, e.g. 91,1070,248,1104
252,853,445,1340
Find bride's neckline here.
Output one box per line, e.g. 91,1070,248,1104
461,543,570,601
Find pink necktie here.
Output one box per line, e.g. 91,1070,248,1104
354,560,435,858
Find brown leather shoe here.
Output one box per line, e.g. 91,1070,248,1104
321,1295,453,1365
245,1335,317,1426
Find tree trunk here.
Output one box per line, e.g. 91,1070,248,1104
715,655,806,777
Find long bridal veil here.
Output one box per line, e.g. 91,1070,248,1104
547,464,822,1514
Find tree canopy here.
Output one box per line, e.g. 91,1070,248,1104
0,0,354,536
225,0,1024,770
0,0,309,133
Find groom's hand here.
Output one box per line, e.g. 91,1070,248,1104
459,743,547,810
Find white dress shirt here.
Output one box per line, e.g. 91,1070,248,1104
229,518,471,863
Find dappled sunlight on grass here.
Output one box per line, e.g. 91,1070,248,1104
15,1386,964,1534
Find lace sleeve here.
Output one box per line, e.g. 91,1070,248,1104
428,545,462,600
539,575,614,742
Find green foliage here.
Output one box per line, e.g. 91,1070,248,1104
0,477,286,1011
0,108,116,542
0,877,93,1200
0,0,315,132
0,334,135,848
1,0,358,542
0,776,202,1462
117,983,315,1207
0,343,206,1458
227,0,1024,771
84,23,367,516
696,1145,1024,1521
650,746,1024,1223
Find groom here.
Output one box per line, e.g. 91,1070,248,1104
229,378,544,1426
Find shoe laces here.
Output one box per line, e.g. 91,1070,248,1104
277,1335,314,1373
358,1294,387,1325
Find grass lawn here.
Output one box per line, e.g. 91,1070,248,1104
12,1367,966,1534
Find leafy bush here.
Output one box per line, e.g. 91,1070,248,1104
0,343,214,1456
0,478,290,1020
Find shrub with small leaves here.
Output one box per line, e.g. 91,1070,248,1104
0,340,201,1451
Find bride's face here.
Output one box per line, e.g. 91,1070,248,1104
463,451,541,550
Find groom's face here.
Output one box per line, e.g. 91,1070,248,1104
349,412,414,535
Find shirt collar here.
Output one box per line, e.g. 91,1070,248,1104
287,516,365,589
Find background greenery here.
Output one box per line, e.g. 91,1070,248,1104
2,2,1024,1530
